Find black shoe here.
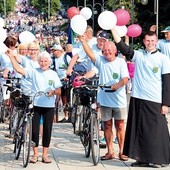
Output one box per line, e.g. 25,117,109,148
66,117,71,123
131,161,150,167
58,118,67,123
58,118,71,123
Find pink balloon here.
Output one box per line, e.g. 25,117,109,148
127,24,142,38
67,7,80,19
114,9,130,26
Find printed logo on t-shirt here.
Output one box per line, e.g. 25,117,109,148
49,80,54,86
152,67,158,73
113,73,118,79
61,64,67,69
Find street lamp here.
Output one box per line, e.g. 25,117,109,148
154,0,159,36
48,0,50,19
4,0,6,18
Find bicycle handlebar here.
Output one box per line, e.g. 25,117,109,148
78,77,116,93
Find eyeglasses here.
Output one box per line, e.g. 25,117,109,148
19,49,28,51
29,49,38,51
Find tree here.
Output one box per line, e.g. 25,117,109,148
30,0,61,16
0,0,16,17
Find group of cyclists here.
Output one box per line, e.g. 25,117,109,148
1,0,170,167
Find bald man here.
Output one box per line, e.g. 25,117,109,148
79,37,129,161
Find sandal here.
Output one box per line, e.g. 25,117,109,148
101,153,115,160
42,156,52,163
30,155,38,163
119,153,128,161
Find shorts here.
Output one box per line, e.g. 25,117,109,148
100,106,127,121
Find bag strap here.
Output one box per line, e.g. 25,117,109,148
52,56,56,71
63,54,69,68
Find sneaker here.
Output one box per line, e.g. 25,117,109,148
113,137,118,144
100,138,106,143
131,160,150,167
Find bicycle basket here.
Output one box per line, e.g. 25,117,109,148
10,88,21,100
13,94,31,108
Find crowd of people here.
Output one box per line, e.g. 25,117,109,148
1,0,170,167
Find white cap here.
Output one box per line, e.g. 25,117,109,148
51,44,63,51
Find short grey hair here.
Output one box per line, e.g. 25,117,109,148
38,51,52,64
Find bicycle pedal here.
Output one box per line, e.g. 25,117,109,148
99,143,106,149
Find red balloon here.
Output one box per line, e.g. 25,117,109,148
114,9,130,26
127,24,142,38
67,7,80,19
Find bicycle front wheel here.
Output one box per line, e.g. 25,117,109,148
90,112,100,165
84,118,91,158
14,129,22,160
23,116,32,168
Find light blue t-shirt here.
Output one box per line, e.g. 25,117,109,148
0,53,22,78
77,49,97,72
20,56,40,95
131,49,170,103
95,56,129,108
157,39,170,58
54,53,71,80
74,37,98,73
92,44,103,58
25,68,62,107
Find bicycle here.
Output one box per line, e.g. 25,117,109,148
12,89,33,168
13,90,50,167
72,76,116,165
0,76,21,123
70,76,100,165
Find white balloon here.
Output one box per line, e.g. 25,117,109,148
141,0,148,5
80,7,92,20
98,11,117,30
71,15,87,35
19,31,36,44
115,25,127,37
0,28,7,42
0,42,8,55
0,18,5,28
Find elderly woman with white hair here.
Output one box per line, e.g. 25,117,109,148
6,50,62,164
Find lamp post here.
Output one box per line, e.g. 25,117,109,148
84,0,86,7
4,0,6,18
154,0,159,36
48,0,50,20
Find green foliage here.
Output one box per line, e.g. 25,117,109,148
0,0,15,17
30,0,61,15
